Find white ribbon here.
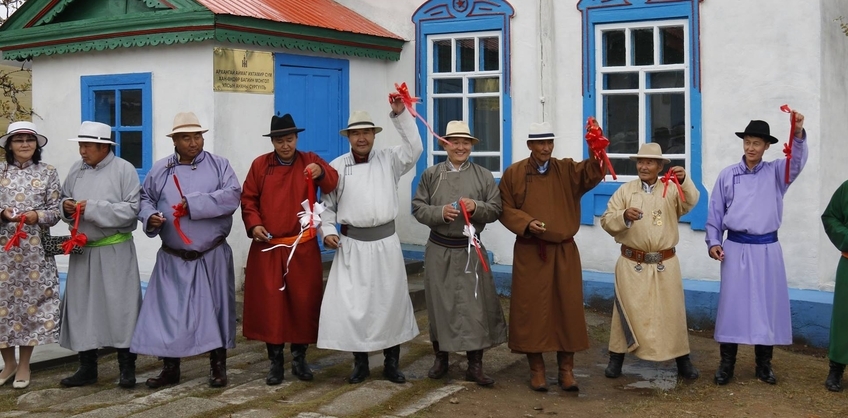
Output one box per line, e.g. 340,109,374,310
262,199,326,291
462,223,481,299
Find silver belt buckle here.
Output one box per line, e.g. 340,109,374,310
644,252,663,264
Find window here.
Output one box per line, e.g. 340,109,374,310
81,73,152,179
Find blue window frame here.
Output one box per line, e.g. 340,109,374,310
577,0,708,230
81,73,153,180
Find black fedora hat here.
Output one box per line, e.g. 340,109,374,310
735,120,778,144
263,114,305,137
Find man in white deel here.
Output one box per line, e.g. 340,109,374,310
317,96,422,384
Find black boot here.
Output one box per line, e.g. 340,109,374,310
146,358,181,389
714,343,737,385
116,348,137,388
754,345,776,384
209,347,228,387
348,352,370,384
604,352,625,378
383,345,406,384
676,354,699,380
825,360,845,392
290,344,314,381
60,349,98,387
266,343,285,386
428,341,449,379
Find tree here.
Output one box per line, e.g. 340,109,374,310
0,0,26,26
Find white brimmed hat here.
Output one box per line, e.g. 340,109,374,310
68,121,115,144
527,122,556,141
167,112,209,137
442,120,479,145
1,121,48,147
340,111,383,137
629,143,671,164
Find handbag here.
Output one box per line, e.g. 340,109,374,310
41,227,83,256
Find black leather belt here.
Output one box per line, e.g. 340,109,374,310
161,238,225,261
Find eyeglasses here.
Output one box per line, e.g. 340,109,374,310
10,138,37,144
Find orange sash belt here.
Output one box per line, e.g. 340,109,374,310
267,227,316,246
842,251,848,259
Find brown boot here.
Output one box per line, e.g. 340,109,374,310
527,353,547,391
145,358,180,389
557,351,578,392
209,348,228,387
428,341,449,379
465,350,494,386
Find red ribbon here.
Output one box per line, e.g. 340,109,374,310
584,117,617,180
172,175,192,245
780,104,794,184
3,215,27,251
305,169,316,229
389,82,452,147
63,205,88,254
459,200,490,273
660,168,686,202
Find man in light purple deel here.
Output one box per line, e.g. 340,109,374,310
706,111,807,386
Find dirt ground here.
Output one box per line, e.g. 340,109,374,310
411,307,848,418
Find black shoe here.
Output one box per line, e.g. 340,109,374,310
290,344,314,381
348,352,370,384
825,360,845,392
209,348,228,387
754,345,776,385
116,348,137,388
60,349,98,387
676,354,699,380
146,358,181,389
383,345,406,384
714,343,737,385
266,344,285,386
604,352,625,378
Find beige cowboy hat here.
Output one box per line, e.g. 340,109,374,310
442,120,479,144
339,111,383,137
629,143,671,164
527,122,556,141
167,112,209,137
67,121,116,144
1,121,48,147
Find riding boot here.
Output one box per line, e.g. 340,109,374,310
465,350,494,386
146,357,181,388
604,352,625,379
383,345,406,383
675,354,700,380
290,344,314,381
557,351,578,391
825,360,845,392
714,343,737,385
754,345,777,384
209,347,228,387
527,353,548,392
428,341,449,379
348,352,370,384
60,349,98,387
116,348,137,388
265,343,285,385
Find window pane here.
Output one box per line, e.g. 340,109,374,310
121,89,142,127
469,155,500,172
667,158,685,169
433,97,463,151
479,37,499,71
434,78,462,94
456,38,475,72
603,73,638,90
646,93,686,155
603,94,639,154
94,90,116,126
469,77,499,93
632,28,654,65
609,157,636,176
603,30,626,67
120,131,143,168
433,40,452,73
660,26,685,64
469,97,500,152
648,71,684,89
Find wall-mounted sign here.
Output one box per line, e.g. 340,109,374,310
213,48,274,94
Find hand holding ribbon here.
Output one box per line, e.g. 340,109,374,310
389,82,452,147
585,117,617,180
3,215,27,251
779,104,795,184
63,204,88,254
171,175,192,245
660,167,686,202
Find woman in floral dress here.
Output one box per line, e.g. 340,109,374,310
0,121,61,389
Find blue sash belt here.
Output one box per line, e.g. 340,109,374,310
726,230,778,245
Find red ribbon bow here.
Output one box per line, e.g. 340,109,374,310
660,168,686,202
3,215,28,251
459,200,490,273
780,104,794,184
584,117,617,180
389,82,452,147
172,175,193,245
63,205,88,254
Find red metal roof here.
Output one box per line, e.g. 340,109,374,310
196,0,402,40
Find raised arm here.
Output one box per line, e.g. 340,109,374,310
389,109,424,180
185,158,242,220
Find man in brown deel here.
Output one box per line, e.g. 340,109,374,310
499,121,604,392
